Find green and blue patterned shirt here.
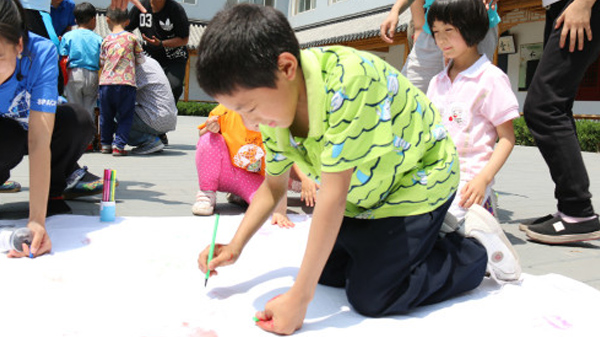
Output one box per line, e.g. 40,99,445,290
261,46,459,219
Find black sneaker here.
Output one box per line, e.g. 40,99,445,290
518,214,557,231
525,215,600,244
0,181,21,193
62,170,105,200
159,133,168,146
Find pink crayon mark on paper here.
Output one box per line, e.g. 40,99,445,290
543,315,572,330
189,328,218,337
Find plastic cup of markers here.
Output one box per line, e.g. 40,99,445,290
100,201,116,222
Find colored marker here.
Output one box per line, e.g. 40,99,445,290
253,316,260,322
205,213,220,287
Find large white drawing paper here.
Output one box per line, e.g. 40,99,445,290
1,214,598,337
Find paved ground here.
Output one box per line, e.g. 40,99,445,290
1,115,599,290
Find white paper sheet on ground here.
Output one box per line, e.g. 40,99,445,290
1,214,598,337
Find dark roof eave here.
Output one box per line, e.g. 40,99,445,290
299,24,407,49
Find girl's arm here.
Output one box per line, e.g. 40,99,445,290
459,120,516,208
198,116,220,137
271,194,293,228
255,168,353,335
197,169,290,275
9,111,54,258
290,164,319,207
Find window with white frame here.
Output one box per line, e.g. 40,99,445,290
296,0,316,14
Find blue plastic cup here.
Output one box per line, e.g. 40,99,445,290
100,201,116,222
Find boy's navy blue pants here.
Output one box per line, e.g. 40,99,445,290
319,197,487,317
98,85,136,149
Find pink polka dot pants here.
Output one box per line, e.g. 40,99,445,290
195,132,264,204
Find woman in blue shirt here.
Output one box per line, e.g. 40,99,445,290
0,0,99,258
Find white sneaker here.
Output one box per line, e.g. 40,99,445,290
464,204,521,283
192,190,216,216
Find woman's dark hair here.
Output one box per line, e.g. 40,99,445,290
195,4,300,97
0,0,28,46
74,2,97,25
427,0,489,47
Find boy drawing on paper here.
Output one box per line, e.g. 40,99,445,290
196,4,520,335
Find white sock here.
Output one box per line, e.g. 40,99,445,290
558,211,598,223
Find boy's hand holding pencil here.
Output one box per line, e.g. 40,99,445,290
198,242,241,280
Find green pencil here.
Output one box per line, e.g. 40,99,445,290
205,213,220,287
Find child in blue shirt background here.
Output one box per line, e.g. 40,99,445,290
59,2,102,122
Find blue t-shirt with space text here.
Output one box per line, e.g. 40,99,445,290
0,33,58,130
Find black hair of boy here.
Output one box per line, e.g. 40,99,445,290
106,7,129,25
74,2,97,26
0,0,28,46
426,0,488,47
195,4,300,97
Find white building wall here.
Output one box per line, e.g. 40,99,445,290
369,44,406,73
288,0,392,27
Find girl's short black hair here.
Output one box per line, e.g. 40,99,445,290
74,2,97,25
195,4,300,97
0,0,28,47
427,0,489,47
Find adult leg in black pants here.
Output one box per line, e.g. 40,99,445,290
523,0,600,244
0,103,98,215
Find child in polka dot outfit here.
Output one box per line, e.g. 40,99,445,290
193,104,318,228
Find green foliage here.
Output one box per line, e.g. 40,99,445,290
512,117,536,147
513,117,600,153
177,101,218,117
576,119,600,153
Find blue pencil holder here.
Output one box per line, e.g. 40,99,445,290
100,201,116,222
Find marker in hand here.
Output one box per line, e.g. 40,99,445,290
205,213,220,287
